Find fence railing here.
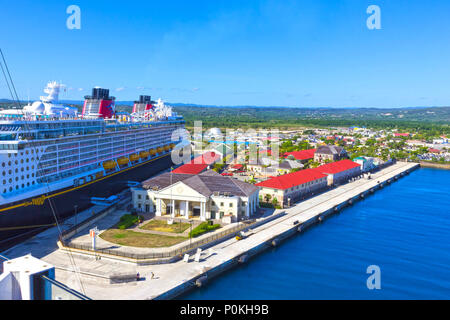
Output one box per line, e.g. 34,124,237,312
61,220,256,261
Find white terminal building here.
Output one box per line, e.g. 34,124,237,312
131,170,260,223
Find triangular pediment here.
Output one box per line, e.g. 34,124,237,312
157,181,207,199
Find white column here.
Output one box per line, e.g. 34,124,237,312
200,202,206,221
171,199,175,218
184,201,189,219
156,198,162,216
246,201,250,217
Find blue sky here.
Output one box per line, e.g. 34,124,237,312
1,0,450,107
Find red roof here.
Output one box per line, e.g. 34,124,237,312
429,148,441,153
231,164,243,169
284,149,316,161
172,164,208,175
191,151,221,165
312,159,360,175
394,133,410,137
255,169,327,190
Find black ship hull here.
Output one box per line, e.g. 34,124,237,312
0,153,173,250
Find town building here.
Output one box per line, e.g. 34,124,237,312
283,149,316,163
314,145,348,163
132,170,259,223
255,169,328,208
312,159,361,185
353,156,376,172
172,151,221,175
277,160,303,175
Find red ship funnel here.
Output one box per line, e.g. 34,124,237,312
82,87,116,118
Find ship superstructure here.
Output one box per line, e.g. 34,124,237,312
0,82,186,245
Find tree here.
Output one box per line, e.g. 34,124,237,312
272,197,278,206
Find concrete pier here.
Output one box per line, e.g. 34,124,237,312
2,162,418,300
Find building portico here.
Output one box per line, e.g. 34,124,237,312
132,170,260,224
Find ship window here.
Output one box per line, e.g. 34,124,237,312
21,184,24,188
8,170,11,174
8,161,11,166
2,180,5,184
1,163,4,167
27,182,29,186
8,178,12,183
9,187,12,191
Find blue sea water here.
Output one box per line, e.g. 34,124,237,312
181,168,450,300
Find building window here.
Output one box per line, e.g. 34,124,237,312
229,203,233,208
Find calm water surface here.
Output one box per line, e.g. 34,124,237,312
180,168,450,299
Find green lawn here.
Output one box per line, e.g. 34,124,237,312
99,229,187,248
140,219,191,234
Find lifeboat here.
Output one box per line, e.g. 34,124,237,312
102,160,116,170
96,172,104,179
139,151,149,159
157,147,163,153
117,157,129,166
169,143,175,149
129,153,140,162
149,149,157,156
164,145,170,151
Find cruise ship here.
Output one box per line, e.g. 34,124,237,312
0,82,186,246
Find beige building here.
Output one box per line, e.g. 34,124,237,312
132,170,259,223
256,169,328,208
314,145,348,163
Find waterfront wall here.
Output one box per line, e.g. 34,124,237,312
154,162,419,300
419,161,450,170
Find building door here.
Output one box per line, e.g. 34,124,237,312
193,207,201,216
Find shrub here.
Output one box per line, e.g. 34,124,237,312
189,222,221,238
117,214,141,230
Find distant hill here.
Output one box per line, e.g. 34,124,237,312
1,98,449,132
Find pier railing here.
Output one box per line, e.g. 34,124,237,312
60,212,286,262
